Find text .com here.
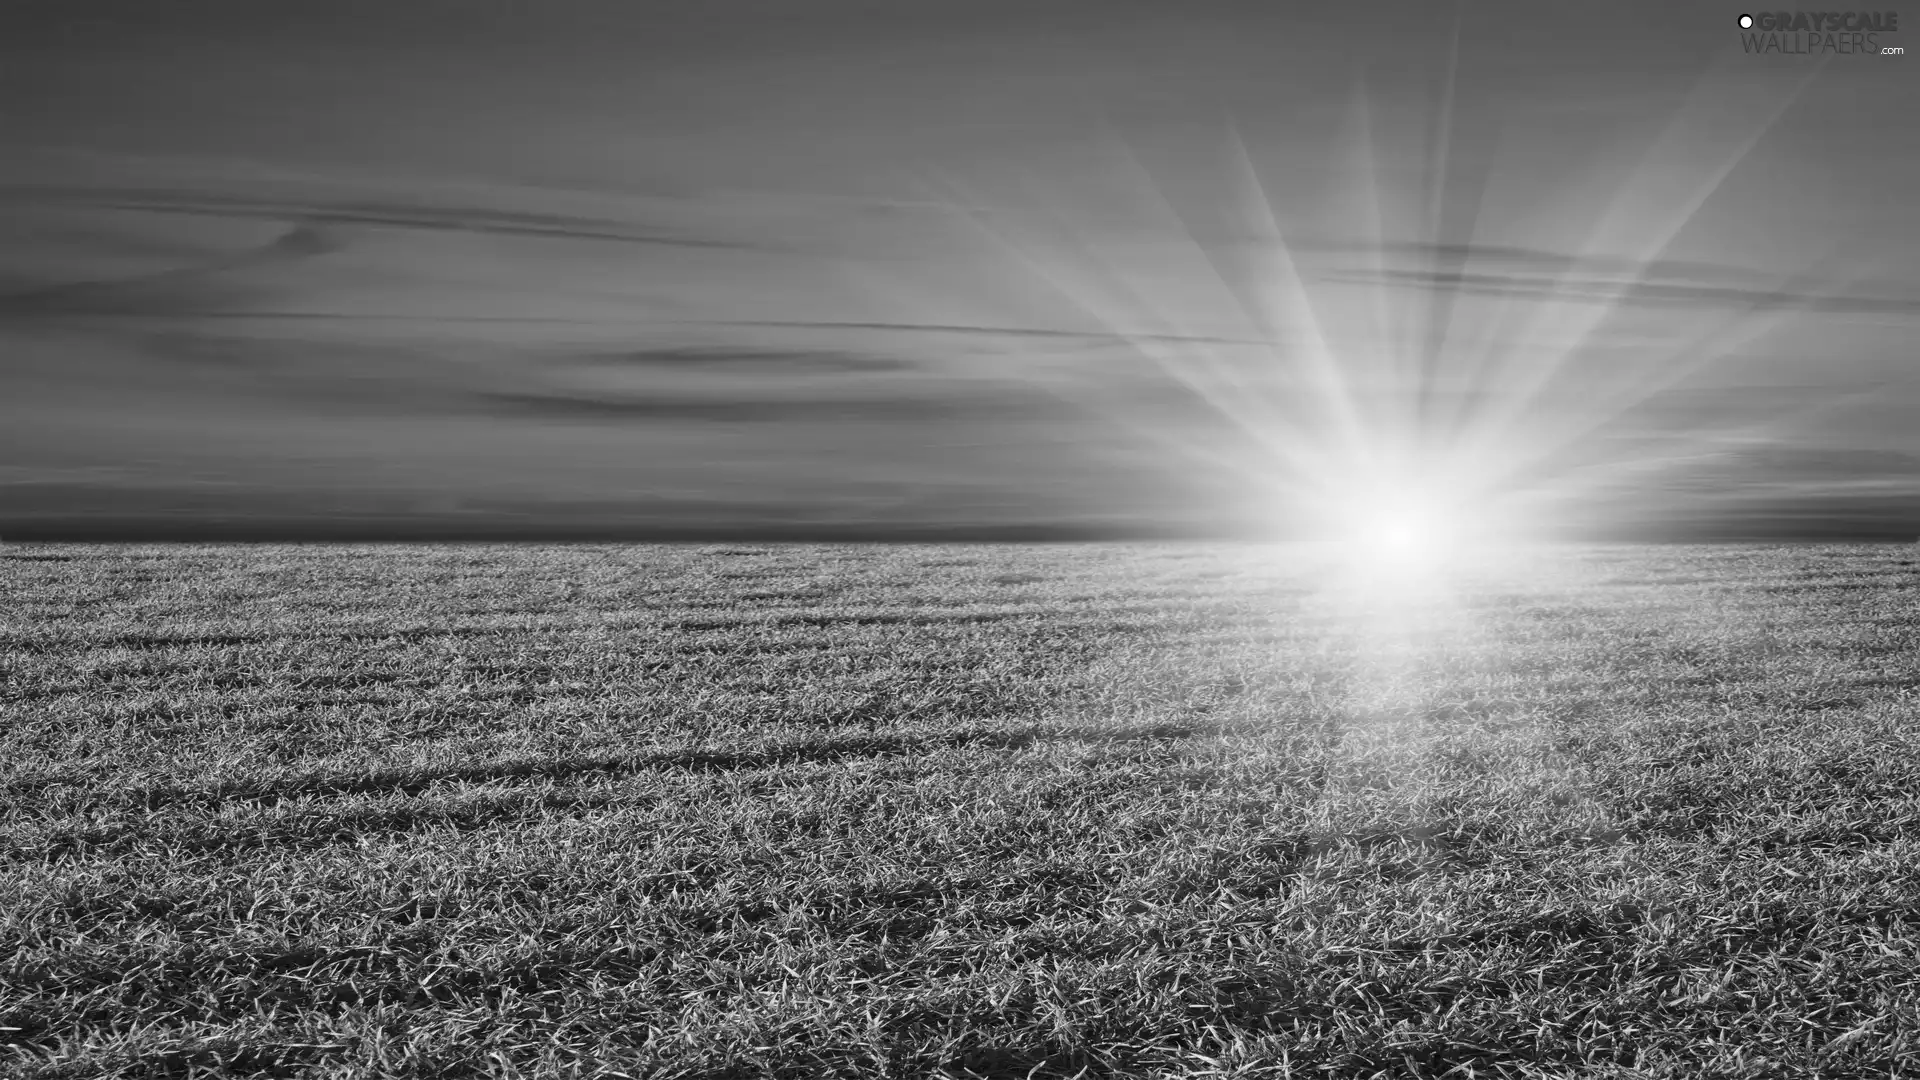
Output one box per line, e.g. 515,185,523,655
1737,10,1904,52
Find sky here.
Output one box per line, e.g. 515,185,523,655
3,0,1917,540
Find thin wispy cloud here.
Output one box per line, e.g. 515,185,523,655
0,184,776,255
0,223,340,317
1329,260,1920,317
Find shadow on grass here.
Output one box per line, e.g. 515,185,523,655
10,717,1250,831
3,625,534,653
18,791,1496,875
672,610,1041,631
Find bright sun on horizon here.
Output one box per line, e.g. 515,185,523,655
1360,509,1431,558
1311,472,1539,573
1350,498,1459,567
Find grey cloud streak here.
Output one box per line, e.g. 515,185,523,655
0,223,340,317
1295,240,1790,286
1333,268,1920,316
473,390,1064,424
1312,241,1920,317
0,185,776,253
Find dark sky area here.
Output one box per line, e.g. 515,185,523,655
2,0,1916,540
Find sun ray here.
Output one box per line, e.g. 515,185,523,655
1220,115,1375,479
1517,379,1897,520
1484,246,1883,491
1458,53,1834,464
1345,70,1399,405
896,170,1327,500
924,174,1329,477
1080,114,1299,406
781,29,1894,555
1414,2,1466,448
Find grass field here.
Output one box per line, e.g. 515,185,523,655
3,541,1918,1078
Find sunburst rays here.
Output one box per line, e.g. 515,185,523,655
877,37,1864,546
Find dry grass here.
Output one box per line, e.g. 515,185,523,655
3,542,1918,1078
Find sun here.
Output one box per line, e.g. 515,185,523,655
1298,466,1503,574
1292,452,1549,574
1359,510,1431,559
1351,499,1456,568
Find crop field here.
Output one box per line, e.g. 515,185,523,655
3,542,1919,1078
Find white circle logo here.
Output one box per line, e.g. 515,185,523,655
1738,13,1754,27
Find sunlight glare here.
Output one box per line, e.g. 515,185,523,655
1345,491,1459,572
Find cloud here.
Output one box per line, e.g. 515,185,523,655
562,346,918,375
0,222,340,317
1557,444,1920,516
471,389,1057,424
1701,445,1920,480
1310,240,1920,316
1331,269,1920,316
707,320,1274,346
1297,239,1784,286
0,184,775,252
